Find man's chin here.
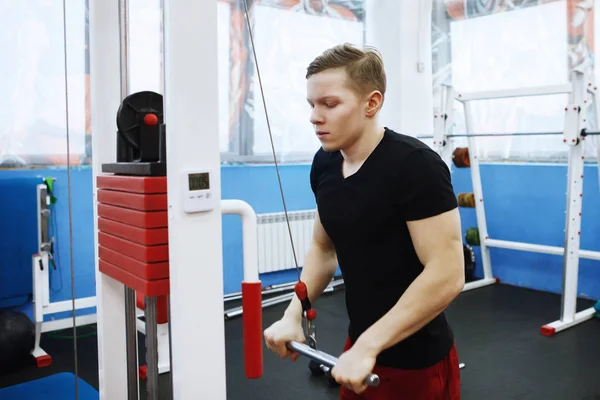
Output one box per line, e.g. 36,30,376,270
320,142,339,152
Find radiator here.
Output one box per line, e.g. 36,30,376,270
256,209,316,273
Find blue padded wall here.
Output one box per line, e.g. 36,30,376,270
0,176,40,308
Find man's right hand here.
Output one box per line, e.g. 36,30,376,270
264,315,306,362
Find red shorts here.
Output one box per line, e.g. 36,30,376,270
339,337,461,400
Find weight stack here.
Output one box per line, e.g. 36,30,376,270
96,174,170,377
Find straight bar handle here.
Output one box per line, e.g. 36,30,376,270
287,341,380,388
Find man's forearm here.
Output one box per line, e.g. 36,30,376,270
284,242,338,321
354,258,464,356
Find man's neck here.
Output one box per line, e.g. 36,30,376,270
341,125,385,166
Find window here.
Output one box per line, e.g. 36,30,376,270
0,0,366,167
432,0,598,162
121,0,368,164
222,0,366,163
0,1,88,167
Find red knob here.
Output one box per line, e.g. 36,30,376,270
306,309,317,321
144,113,159,126
294,282,307,300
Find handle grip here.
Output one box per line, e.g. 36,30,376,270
286,341,380,388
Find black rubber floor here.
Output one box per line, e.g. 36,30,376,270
1,284,599,399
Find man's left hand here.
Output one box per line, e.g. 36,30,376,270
330,344,377,394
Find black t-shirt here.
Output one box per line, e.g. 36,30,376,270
310,127,458,370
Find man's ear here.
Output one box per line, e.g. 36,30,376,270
365,91,383,117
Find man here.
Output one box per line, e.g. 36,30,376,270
263,43,464,400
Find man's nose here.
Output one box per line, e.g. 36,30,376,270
310,108,324,125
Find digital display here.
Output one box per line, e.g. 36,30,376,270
188,172,209,191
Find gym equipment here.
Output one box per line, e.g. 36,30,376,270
95,91,179,397
31,180,96,369
465,228,480,246
452,147,470,168
463,244,476,282
96,99,169,398
224,278,344,319
96,85,270,398
457,192,475,208
293,279,379,387
0,310,35,373
288,341,380,387
422,130,600,139
0,372,98,399
308,359,338,386
101,91,166,176
428,73,600,335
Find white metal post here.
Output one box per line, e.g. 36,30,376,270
461,100,496,291
36,184,51,308
135,314,171,375
456,84,572,101
561,70,585,320
116,1,140,397
541,70,597,335
433,84,454,169
162,0,226,398
589,82,600,193
483,238,600,260
31,253,50,366
89,0,128,398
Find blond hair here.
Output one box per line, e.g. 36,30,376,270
306,43,386,100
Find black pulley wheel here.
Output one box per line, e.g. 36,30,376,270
327,373,339,387
323,366,339,386
116,91,163,150
308,359,324,376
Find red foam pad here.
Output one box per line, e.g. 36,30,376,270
136,292,169,324
98,189,168,211
98,217,169,246
242,282,263,379
136,291,144,309
35,355,52,368
98,203,168,229
97,175,167,194
540,325,556,337
99,259,170,296
99,246,169,280
98,232,169,263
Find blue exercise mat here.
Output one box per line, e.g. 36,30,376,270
0,372,99,399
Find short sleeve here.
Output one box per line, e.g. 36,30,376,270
397,149,458,221
309,149,323,197
310,163,317,197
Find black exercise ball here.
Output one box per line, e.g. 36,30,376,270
0,310,35,373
